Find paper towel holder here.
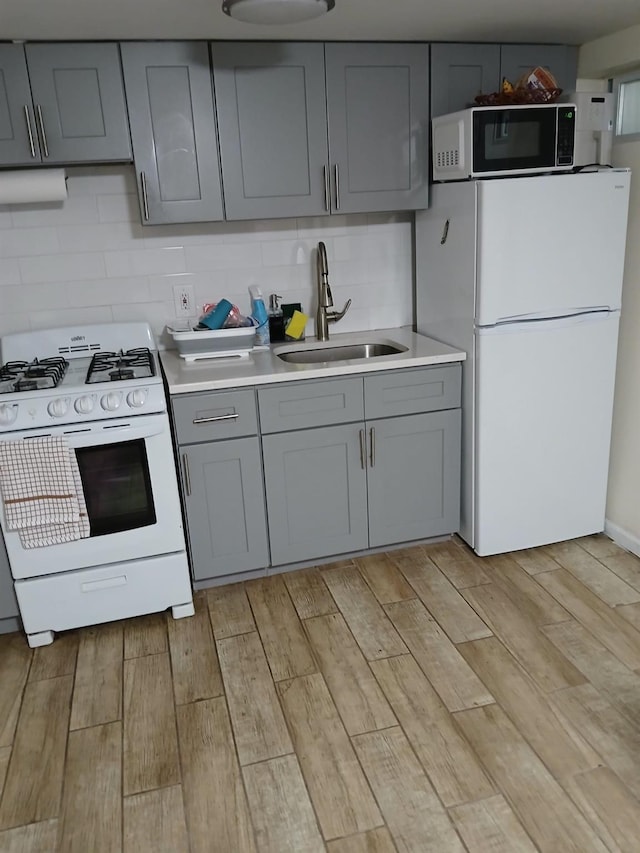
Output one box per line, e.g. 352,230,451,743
0,168,68,205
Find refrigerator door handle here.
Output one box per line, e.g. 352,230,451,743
478,308,618,335
488,307,613,326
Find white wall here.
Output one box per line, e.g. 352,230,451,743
579,24,640,78
578,31,640,552
606,138,640,551
0,165,413,348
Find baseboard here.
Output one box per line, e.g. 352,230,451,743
604,519,640,558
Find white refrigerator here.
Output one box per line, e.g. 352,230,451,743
415,170,631,556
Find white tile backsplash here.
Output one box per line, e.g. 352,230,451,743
0,165,414,345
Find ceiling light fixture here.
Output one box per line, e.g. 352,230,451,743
222,0,335,25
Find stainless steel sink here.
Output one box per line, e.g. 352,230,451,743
276,342,407,364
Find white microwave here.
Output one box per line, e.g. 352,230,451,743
432,103,576,181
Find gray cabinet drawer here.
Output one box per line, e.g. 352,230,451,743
364,365,461,420
172,389,258,444
258,377,364,434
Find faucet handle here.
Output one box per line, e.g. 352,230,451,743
333,298,351,323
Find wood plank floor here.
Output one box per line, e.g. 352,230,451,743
3,534,640,851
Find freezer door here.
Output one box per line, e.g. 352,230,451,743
476,171,631,326
474,311,619,556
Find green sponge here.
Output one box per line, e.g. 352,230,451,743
285,310,308,340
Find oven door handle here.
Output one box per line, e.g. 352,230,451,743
17,421,168,449
62,424,165,447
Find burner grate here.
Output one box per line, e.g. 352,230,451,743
86,348,155,384
0,357,69,394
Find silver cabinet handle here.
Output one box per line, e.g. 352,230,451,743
182,453,191,496
369,427,375,467
323,165,330,212
23,105,36,158
334,163,340,210
35,105,48,157
140,171,150,221
192,413,239,425
359,429,366,470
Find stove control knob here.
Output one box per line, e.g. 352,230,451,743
47,398,69,418
0,403,18,426
100,392,122,412
127,389,148,409
74,395,95,415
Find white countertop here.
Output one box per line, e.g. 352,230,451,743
160,327,466,395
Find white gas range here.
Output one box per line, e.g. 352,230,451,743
0,322,194,648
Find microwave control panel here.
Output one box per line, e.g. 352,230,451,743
556,108,576,166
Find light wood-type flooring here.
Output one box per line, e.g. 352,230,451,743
4,535,640,851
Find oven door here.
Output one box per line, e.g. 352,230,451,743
2,413,186,580
472,106,559,176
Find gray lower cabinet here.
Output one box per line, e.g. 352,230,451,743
171,365,461,577
120,42,224,225
179,437,269,581
260,365,461,566
0,530,19,630
430,42,578,117
0,42,131,166
172,388,269,581
366,410,461,548
324,43,430,214
262,424,369,565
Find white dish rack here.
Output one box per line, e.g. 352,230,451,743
167,324,256,362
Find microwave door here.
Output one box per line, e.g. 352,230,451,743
472,107,557,174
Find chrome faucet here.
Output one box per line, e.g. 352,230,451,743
315,241,351,341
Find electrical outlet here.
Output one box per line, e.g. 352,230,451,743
173,284,195,317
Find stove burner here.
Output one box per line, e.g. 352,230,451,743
86,348,155,384
0,357,69,394
109,368,135,381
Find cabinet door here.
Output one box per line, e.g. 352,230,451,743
325,43,429,214
25,43,131,163
0,44,42,165
180,437,269,581
430,44,500,117
213,42,329,220
120,42,224,225
367,410,461,548
500,45,578,92
263,424,368,565
0,530,19,622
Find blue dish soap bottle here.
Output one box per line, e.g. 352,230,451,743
249,286,270,347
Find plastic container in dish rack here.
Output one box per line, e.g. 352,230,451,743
166,322,256,362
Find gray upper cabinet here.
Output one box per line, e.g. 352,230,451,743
120,42,224,225
430,43,500,117
499,44,579,94
213,42,329,220
0,43,131,166
325,43,430,214
0,45,42,165
212,40,430,219
430,43,578,118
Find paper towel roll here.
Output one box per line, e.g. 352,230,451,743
0,169,67,204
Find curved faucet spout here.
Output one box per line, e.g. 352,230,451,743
316,242,351,341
